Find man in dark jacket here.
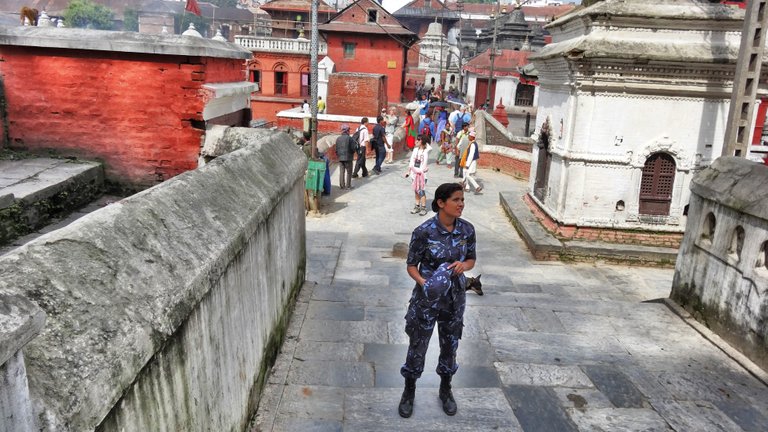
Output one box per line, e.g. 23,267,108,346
336,124,356,189
372,115,387,174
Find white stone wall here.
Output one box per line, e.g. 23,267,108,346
671,157,768,371
0,130,307,431
531,88,728,230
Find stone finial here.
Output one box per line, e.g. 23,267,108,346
521,35,531,51
161,26,169,34
56,18,65,28
212,29,226,41
38,11,52,27
182,23,202,37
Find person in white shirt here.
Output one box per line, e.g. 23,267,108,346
352,117,370,178
406,135,431,215
461,131,483,194
302,100,310,114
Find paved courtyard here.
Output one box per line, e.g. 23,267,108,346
252,157,768,431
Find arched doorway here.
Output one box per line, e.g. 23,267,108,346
639,153,676,216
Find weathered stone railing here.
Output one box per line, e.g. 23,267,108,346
475,110,535,179
0,130,307,431
234,35,327,55
671,156,768,371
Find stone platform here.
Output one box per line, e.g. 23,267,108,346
0,157,104,246
500,192,679,266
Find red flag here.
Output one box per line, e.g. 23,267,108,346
185,0,202,16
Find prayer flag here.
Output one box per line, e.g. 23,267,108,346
185,0,202,16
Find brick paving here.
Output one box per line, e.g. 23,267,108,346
252,157,768,432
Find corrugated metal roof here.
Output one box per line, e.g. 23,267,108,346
261,0,336,13
464,48,533,76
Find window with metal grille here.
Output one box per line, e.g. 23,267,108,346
639,153,676,216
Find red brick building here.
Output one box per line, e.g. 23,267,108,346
0,27,254,188
320,0,416,104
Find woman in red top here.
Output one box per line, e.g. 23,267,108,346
404,109,416,150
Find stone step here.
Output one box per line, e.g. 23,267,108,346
0,158,104,245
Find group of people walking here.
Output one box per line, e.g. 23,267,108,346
334,108,400,189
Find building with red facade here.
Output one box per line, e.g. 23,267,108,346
0,26,254,188
320,0,416,104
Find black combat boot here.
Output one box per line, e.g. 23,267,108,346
439,375,457,416
398,378,417,418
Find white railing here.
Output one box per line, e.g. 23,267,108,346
234,36,327,55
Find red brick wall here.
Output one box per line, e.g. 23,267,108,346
523,194,683,248
326,33,403,104
478,152,530,180
326,73,385,116
0,46,245,187
251,99,301,123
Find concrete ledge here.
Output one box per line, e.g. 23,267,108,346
501,191,678,266
500,191,562,260
0,26,252,59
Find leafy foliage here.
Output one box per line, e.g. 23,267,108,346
63,0,114,30
582,0,604,6
123,7,138,32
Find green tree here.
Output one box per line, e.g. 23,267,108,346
124,7,138,32
581,0,604,6
63,0,114,30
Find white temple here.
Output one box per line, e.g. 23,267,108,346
528,0,768,233
417,22,460,88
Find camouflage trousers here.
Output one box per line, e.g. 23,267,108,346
400,295,465,380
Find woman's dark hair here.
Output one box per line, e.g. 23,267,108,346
416,134,428,145
361,117,369,124
432,182,464,212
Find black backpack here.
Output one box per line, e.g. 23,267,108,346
351,127,363,152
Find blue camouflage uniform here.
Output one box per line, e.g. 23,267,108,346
401,215,477,379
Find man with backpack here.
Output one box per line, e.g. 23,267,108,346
335,124,357,189
352,117,370,178
419,115,435,145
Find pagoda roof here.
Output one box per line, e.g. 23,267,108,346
548,0,742,29
261,0,336,14
534,0,751,64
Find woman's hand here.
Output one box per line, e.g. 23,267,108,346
447,261,466,275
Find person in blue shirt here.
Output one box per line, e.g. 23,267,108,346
418,94,430,117
398,182,477,418
418,115,435,145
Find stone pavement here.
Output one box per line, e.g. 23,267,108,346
252,157,768,431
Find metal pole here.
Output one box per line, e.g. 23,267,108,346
457,0,464,98
723,0,768,158
310,0,319,160
486,0,500,107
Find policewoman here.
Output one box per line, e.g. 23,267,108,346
398,182,477,418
